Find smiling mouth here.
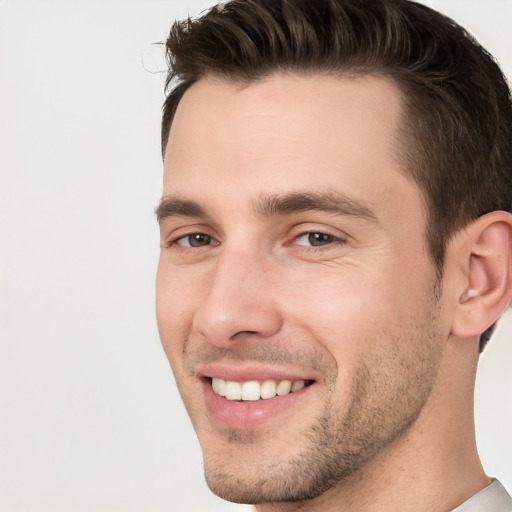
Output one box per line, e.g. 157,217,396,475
210,378,314,401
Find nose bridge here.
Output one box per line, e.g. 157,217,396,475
192,245,281,345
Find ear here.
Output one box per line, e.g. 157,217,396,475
450,211,512,339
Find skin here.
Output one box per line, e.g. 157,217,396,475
156,74,491,511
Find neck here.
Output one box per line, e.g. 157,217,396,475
255,338,488,512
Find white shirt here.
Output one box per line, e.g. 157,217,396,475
451,480,512,511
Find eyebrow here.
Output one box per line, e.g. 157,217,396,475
155,191,378,224
155,197,207,223
254,191,378,222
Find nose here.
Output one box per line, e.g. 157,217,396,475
192,249,283,347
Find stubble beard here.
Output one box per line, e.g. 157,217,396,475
197,288,445,506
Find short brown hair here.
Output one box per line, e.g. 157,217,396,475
161,0,512,349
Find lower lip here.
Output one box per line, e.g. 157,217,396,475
202,380,312,430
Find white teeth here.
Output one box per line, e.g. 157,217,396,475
212,377,226,396
217,378,226,396
241,381,261,401
261,380,277,399
211,378,307,401
225,381,242,400
276,380,292,396
291,380,305,392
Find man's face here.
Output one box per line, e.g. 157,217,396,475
156,74,449,504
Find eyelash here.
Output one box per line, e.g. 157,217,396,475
292,231,342,248
174,233,217,248
163,231,218,249
166,229,344,251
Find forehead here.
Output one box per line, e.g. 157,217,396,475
166,73,403,162
163,73,419,222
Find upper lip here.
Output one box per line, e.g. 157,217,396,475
196,363,317,383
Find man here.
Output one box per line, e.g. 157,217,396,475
155,0,512,510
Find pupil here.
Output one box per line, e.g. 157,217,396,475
309,233,332,246
190,234,210,247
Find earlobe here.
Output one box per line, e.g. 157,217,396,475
451,211,512,339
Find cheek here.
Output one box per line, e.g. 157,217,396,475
284,264,429,368
155,258,201,367
286,266,388,331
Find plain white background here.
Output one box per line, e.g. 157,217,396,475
0,1,510,511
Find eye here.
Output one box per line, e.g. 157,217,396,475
294,232,337,247
175,233,216,248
